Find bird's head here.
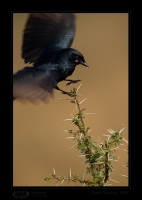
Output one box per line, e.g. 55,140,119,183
68,49,89,68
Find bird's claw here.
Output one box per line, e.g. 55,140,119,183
66,80,81,86
61,91,76,97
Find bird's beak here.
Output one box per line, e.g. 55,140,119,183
79,61,89,68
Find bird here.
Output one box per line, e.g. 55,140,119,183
13,13,88,102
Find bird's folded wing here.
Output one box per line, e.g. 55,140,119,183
13,67,57,102
22,13,76,64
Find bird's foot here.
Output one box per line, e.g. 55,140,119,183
61,91,76,97
66,79,81,86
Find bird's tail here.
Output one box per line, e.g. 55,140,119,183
13,67,55,102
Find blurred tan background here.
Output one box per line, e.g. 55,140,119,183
13,13,128,186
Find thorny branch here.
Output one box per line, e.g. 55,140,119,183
44,84,128,186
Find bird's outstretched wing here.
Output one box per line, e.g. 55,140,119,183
13,67,58,102
22,13,76,64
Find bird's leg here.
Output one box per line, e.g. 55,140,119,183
55,86,76,97
64,79,81,86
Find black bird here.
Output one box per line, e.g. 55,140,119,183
13,13,88,102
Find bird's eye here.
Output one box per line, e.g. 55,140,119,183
75,55,79,62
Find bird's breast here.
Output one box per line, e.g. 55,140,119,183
58,67,75,82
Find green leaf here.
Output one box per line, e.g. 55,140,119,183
70,100,76,104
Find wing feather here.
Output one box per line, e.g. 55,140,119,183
22,13,76,63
